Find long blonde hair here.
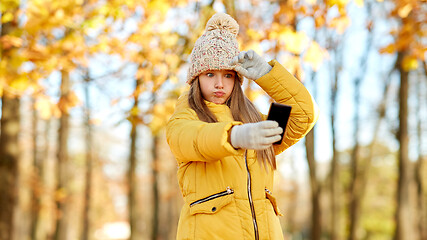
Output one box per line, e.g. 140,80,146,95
188,75,276,170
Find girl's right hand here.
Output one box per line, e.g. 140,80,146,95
230,121,283,150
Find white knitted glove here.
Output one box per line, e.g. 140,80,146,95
230,121,283,150
230,50,272,81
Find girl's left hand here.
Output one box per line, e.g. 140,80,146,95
230,50,272,81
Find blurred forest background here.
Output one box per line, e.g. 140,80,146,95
0,0,426,240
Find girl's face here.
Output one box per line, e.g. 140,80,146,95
198,69,236,104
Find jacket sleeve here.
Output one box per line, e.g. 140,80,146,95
255,60,319,155
166,94,243,164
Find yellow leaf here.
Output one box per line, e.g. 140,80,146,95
58,91,81,114
9,74,29,91
328,15,351,34
304,42,329,71
169,76,178,83
247,29,264,41
243,42,263,55
129,106,140,116
89,118,102,125
165,54,180,69
0,35,23,49
0,0,19,12
1,12,14,23
135,68,145,80
279,28,309,54
247,89,264,102
0,84,3,97
379,44,396,54
35,96,53,119
162,34,179,48
53,105,61,118
54,9,65,20
55,188,67,202
354,0,364,7
153,104,165,116
327,0,350,8
279,55,301,77
315,15,326,28
148,0,170,15
402,55,418,71
68,91,80,107
398,4,412,18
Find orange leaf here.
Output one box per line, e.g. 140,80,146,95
379,44,396,54
315,16,326,28
0,35,23,49
398,4,412,18
58,91,81,114
328,15,351,34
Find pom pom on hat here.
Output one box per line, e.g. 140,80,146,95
187,13,241,84
205,13,239,36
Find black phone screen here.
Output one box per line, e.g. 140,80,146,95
266,102,292,145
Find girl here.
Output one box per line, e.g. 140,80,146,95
166,13,319,240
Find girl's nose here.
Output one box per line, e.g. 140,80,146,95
215,76,224,88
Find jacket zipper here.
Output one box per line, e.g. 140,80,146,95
190,187,234,207
245,150,259,240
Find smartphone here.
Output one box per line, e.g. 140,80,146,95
267,102,292,145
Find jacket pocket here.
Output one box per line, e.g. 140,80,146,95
189,187,234,215
265,188,283,216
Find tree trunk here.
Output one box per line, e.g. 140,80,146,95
128,122,137,240
305,58,321,240
305,129,321,240
348,85,362,240
0,4,20,240
415,73,426,240
30,97,42,240
348,5,373,238
40,118,51,240
81,75,93,240
394,51,412,240
54,70,71,240
151,134,160,240
330,130,339,240
330,47,340,240
128,78,142,240
0,93,20,240
223,0,236,19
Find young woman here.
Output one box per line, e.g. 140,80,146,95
166,13,319,240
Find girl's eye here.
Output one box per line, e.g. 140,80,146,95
206,73,214,77
225,74,234,78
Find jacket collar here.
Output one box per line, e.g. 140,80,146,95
204,100,231,114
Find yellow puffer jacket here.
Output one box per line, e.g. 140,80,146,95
166,60,319,240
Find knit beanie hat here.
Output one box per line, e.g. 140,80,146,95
187,13,241,84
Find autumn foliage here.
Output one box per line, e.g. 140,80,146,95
0,0,426,240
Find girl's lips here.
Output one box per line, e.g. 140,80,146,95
214,91,225,97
